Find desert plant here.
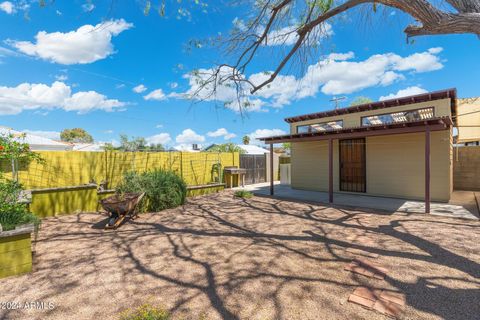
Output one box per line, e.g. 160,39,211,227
234,189,253,199
120,304,170,320
0,177,40,231
116,170,187,212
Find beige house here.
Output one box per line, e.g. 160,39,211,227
259,89,458,213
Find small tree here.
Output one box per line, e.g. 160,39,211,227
207,143,245,153
0,133,44,182
148,144,165,152
60,128,94,143
242,136,250,145
119,135,147,152
350,96,374,106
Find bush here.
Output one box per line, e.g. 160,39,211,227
120,304,170,320
117,170,187,212
234,190,253,199
0,178,40,231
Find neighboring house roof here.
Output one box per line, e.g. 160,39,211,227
284,88,457,124
174,144,202,152
71,143,106,152
238,144,269,154
203,144,270,154
0,126,72,151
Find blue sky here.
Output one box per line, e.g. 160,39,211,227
0,1,479,149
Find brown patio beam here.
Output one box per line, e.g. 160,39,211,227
328,138,333,204
261,123,448,144
425,126,431,214
270,143,274,196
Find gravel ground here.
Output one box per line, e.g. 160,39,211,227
1,191,479,320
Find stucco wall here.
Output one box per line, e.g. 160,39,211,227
291,130,452,202
291,140,339,192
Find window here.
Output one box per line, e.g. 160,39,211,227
361,107,434,126
297,120,343,133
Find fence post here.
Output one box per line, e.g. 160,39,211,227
180,152,184,179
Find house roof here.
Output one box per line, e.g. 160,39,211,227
259,117,453,144
284,88,457,124
72,143,106,152
238,144,270,154
0,126,72,150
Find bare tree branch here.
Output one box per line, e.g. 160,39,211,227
197,0,480,112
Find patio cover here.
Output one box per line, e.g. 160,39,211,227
258,117,453,214
258,117,452,144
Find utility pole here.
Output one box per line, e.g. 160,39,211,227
330,96,346,109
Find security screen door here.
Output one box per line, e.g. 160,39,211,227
339,138,366,192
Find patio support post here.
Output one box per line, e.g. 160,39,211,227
425,126,431,214
328,138,333,203
270,143,274,195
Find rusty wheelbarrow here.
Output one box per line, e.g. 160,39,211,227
100,192,145,230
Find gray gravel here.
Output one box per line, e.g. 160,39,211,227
1,191,479,320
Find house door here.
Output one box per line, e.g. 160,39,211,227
340,138,366,192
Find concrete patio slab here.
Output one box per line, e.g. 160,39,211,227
238,182,479,220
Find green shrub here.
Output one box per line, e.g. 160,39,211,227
0,178,40,231
117,170,187,212
234,189,253,199
120,304,170,320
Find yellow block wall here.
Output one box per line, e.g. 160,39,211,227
0,233,32,279
291,130,452,202
3,151,239,190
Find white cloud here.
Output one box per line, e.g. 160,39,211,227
144,88,166,101
176,129,205,144
224,133,236,140
379,86,428,101
392,51,444,73
0,81,126,115
0,1,14,14
327,52,355,61
146,133,171,145
207,128,237,140
176,48,443,111
55,74,68,81
248,129,286,141
133,84,147,93
82,3,95,12
155,124,163,128
63,91,125,114
428,47,443,54
263,23,333,46
22,130,60,140
10,19,133,64
207,128,228,137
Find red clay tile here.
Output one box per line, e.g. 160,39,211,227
380,291,406,306
348,294,375,309
373,299,404,318
352,287,379,301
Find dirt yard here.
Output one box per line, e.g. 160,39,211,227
1,191,479,320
